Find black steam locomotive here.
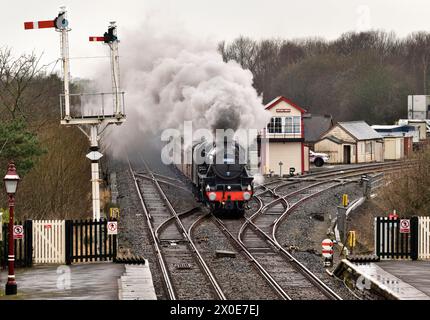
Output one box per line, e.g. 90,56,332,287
176,139,254,216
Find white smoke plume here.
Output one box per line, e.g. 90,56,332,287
93,20,271,159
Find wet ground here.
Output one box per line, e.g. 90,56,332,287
377,261,430,298
0,263,124,300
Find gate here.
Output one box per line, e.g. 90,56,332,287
32,220,65,264
374,217,419,260
2,218,117,266
65,218,117,264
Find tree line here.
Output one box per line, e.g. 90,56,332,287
0,47,90,220
219,31,430,125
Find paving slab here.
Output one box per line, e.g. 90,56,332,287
377,261,430,298
118,262,157,300
0,263,124,300
351,261,430,300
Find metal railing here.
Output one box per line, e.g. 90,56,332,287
260,128,303,139
60,92,125,120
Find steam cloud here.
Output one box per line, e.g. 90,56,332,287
94,21,271,159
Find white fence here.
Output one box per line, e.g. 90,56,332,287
419,217,430,260
32,220,65,264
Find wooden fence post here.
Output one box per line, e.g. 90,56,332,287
411,216,419,261
24,220,33,267
65,220,73,265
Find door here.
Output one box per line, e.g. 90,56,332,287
343,145,351,164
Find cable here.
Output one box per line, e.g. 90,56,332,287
331,269,363,300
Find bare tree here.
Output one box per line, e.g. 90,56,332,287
219,36,259,74
0,47,46,120
405,32,430,94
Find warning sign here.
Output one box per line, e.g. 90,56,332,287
13,225,24,239
107,221,118,235
400,219,410,233
321,238,334,258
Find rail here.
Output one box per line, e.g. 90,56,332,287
139,156,227,300
127,159,176,300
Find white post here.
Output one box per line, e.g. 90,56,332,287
60,8,71,120
109,22,122,117
90,125,101,220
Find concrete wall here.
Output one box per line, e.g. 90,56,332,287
384,137,404,160
375,141,385,162
263,141,302,175
315,139,342,163
356,140,384,163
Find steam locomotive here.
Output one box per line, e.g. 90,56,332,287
176,139,254,216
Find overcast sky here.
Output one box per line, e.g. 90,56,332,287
2,0,430,77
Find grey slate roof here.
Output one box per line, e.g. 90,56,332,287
303,114,333,143
338,121,382,140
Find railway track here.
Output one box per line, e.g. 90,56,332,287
125,158,411,300
128,156,226,300
258,160,414,197
231,162,412,299
236,181,344,300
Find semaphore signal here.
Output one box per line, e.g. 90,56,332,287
23,7,126,221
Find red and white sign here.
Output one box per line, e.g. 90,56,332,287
107,221,118,235
400,219,410,234
321,238,334,258
44,224,52,229
389,210,398,220
276,108,291,113
13,225,24,239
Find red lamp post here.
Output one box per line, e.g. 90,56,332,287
4,161,20,295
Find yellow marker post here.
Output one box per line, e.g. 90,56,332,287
342,194,349,207
348,231,356,254
110,207,120,220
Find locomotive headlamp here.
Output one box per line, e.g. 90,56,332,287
206,185,210,191
227,186,231,190
243,192,251,201
208,192,217,201
247,185,252,191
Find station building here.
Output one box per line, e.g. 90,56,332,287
259,96,309,176
314,121,384,164
372,125,416,159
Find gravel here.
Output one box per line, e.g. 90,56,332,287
113,159,167,300
193,217,280,300
275,182,364,300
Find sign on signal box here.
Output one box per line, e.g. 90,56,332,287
400,219,410,234
13,225,24,239
107,221,118,235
